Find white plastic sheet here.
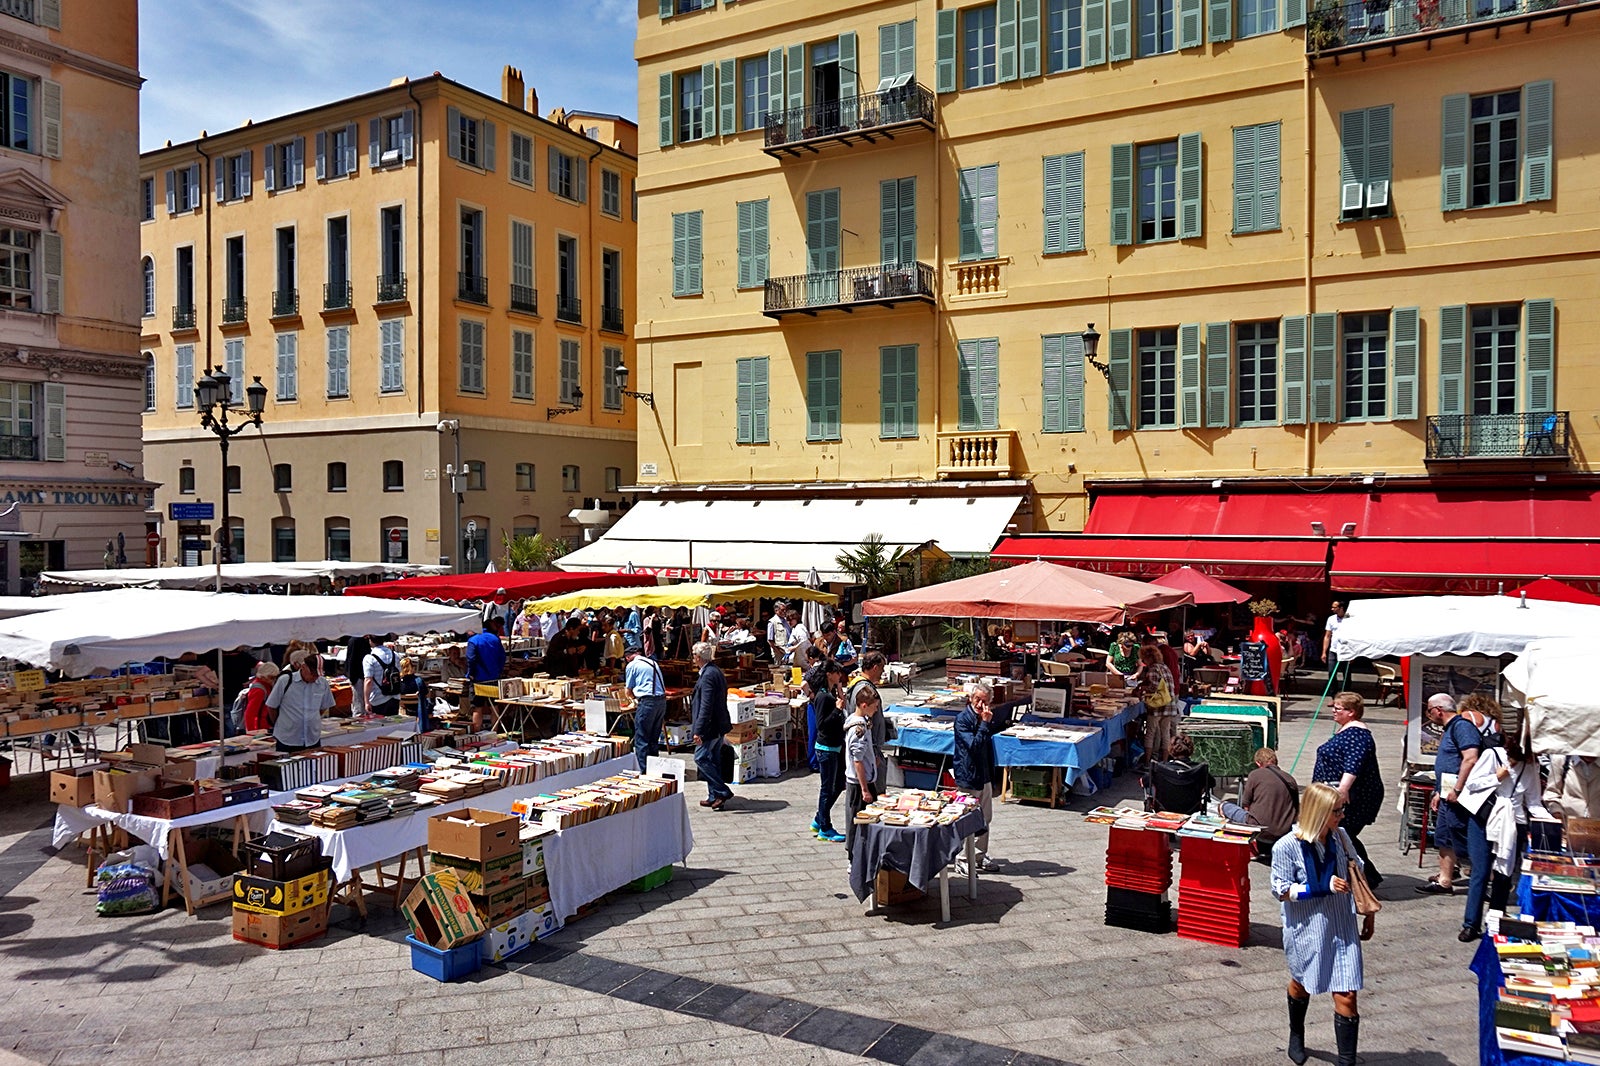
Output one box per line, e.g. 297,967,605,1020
1330,595,1600,660
1505,638,1600,756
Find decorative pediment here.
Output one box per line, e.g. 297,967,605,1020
0,168,69,228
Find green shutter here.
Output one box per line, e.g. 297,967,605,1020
1108,0,1133,61
43,381,64,460
1043,154,1066,254
1524,298,1555,414
1339,108,1367,217
838,32,858,127
1256,122,1280,230
879,24,899,81
1209,0,1233,41
882,347,901,437
827,350,842,439
1108,328,1133,431
1365,106,1391,214
1110,143,1134,246
1019,0,1042,78
1085,0,1108,64
896,178,916,264
1205,321,1231,428
881,179,900,264
737,201,755,288
1042,334,1065,433
786,44,804,139
998,0,1020,82
936,10,958,93
751,357,770,443
978,164,999,259
1390,307,1419,421
767,47,785,127
1440,93,1469,212
979,337,1000,429
1523,80,1554,203
1062,332,1085,432
807,352,826,441
1285,0,1306,27
1178,131,1203,239
752,199,768,284
685,211,703,294
957,339,980,429
1179,323,1203,428
719,59,736,136
701,62,717,138
958,166,980,260
736,358,753,443
659,0,672,17
899,347,918,435
1179,0,1203,48
1437,304,1467,417
1308,312,1337,423
672,211,689,294
659,73,674,147
1281,315,1307,424
1232,125,1258,235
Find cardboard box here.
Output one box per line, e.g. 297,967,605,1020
478,911,534,963
401,870,488,948
646,755,697,785
724,720,761,745
529,901,562,939
470,883,527,926
92,764,162,813
523,870,550,909
232,863,331,915
663,722,693,746
427,807,520,862
231,903,329,949
428,851,522,895
184,843,246,903
727,697,756,724
518,824,553,873
50,764,105,807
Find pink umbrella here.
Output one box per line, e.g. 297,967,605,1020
1150,565,1251,605
862,559,1192,623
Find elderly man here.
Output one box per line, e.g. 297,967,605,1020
764,602,791,661
465,616,507,732
1221,747,1301,846
954,679,999,872
1420,692,1482,897
690,641,734,810
265,648,335,753
624,646,667,772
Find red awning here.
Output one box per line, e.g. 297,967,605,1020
343,570,656,605
991,536,1328,583
1332,541,1600,596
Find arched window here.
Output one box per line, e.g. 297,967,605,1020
141,257,155,317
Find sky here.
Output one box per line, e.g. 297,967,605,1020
138,0,640,151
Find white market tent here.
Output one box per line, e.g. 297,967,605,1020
1330,594,1600,660
37,561,447,592
1504,638,1600,756
0,588,481,674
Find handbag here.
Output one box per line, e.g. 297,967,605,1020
1340,828,1381,917
1146,676,1173,709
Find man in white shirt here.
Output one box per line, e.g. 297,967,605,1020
539,611,562,642
363,639,401,718
624,648,668,772
765,603,791,660
265,649,335,752
1320,601,1347,667
785,608,810,665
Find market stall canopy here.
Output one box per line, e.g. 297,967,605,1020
528,582,838,614
1503,638,1600,755
553,495,1023,583
861,560,1193,623
1149,566,1251,605
0,588,481,674
1330,595,1600,660
1504,577,1600,606
38,561,447,592
344,570,656,605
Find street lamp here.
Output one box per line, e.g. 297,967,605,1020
611,362,655,409
438,419,464,574
547,383,584,420
1080,323,1110,380
196,369,266,563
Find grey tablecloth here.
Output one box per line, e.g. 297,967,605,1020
848,808,987,902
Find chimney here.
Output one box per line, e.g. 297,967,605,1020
526,86,538,117
501,65,525,110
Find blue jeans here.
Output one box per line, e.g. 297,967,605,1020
1463,803,1493,931
632,695,667,773
806,701,819,771
695,735,732,800
814,747,844,833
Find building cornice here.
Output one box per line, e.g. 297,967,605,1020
0,26,141,90
0,346,141,379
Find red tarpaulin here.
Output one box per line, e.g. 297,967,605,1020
1149,565,1252,605
1331,541,1600,596
1505,577,1600,606
343,570,656,605
861,559,1193,623
991,536,1327,583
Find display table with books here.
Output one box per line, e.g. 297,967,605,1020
889,711,1108,787
1514,852,1600,926
540,788,693,922
1470,915,1600,1064
847,789,987,922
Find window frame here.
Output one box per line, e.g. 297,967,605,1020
464,460,487,492
1137,139,1179,244
963,4,999,89
1136,327,1179,429
272,463,292,494
509,131,534,187
1235,320,1280,426
1046,0,1084,73
515,462,535,492
678,68,705,143
1139,0,1176,56
327,461,347,492
740,54,770,132
382,459,405,492
1470,304,1519,415
1341,312,1389,422
561,464,580,493
1469,90,1521,209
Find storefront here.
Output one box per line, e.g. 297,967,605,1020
0,477,154,594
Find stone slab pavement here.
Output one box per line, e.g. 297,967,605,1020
0,677,1479,1065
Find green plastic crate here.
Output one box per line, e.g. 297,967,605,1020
627,864,674,892
1010,767,1053,800
1177,722,1257,778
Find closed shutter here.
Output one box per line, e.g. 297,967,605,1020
483,120,496,172
1179,323,1203,428
214,160,226,203
998,0,1020,82
1204,321,1231,428
315,129,328,179
957,339,980,429
809,350,842,441
43,382,64,461
958,167,980,260
936,10,958,93
1390,307,1419,421
291,138,305,185
369,118,381,167
1281,316,1307,424
736,358,754,443
548,145,558,190
165,169,176,214
806,353,825,441
1523,81,1554,203
1020,0,1042,77
672,212,689,295
1107,329,1132,431
1339,109,1367,217
188,164,200,208
241,149,252,198
737,201,755,288
785,44,804,137
1109,143,1134,246
751,199,768,284
1365,105,1391,213
343,122,358,174
1436,304,1467,417
1085,0,1108,64
767,47,785,126
979,337,1000,429
40,78,61,159
806,189,841,277
1440,93,1469,212
685,211,702,294
658,74,674,147
1043,153,1085,254
39,0,59,29
1178,0,1203,48
401,109,415,161
751,357,769,443
1109,0,1133,61
1042,333,1065,433
1061,332,1086,432
881,347,901,438
1232,125,1257,234
577,156,587,203
1256,122,1280,230
1285,0,1306,27
880,178,916,265
719,60,736,135
1178,132,1203,239
1523,299,1555,414
381,320,405,393
264,143,277,191
659,0,672,16
838,33,858,126
41,231,62,314
977,164,999,258
1308,312,1338,423
701,62,717,138
1209,0,1232,41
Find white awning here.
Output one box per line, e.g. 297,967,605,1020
38,561,448,591
555,495,1023,584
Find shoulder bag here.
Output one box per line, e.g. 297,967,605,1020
1339,827,1381,917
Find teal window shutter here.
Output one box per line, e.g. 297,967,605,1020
1108,329,1133,431
1209,0,1232,41
1178,131,1204,238
896,178,916,264
736,358,754,443
936,10,958,93
1179,0,1203,48
659,74,674,148
659,0,672,17
786,44,805,135
751,199,768,284
672,211,689,294
880,178,903,264
1523,81,1553,203
1062,332,1086,432
999,0,1020,82
1524,298,1555,414
1179,323,1203,428
1019,0,1042,78
1235,121,1280,231
838,32,858,126
1232,124,1258,235
1365,106,1391,214
1108,0,1133,61
1440,93,1469,212
1110,143,1134,246
751,357,770,443
737,200,760,287
1257,122,1280,230
701,62,718,138
979,337,1000,429
1204,321,1231,427
978,164,999,259
1042,333,1065,433
1062,151,1085,252
1043,154,1066,254
1281,315,1307,424
1285,0,1306,27
1339,108,1367,217
1437,305,1467,416
1085,0,1108,64
1308,312,1337,423
687,210,703,294
767,47,785,127
1390,307,1419,421
806,350,841,441
957,339,981,429
719,60,736,136
899,347,918,435
881,345,919,438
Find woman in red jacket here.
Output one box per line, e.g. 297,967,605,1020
242,661,281,732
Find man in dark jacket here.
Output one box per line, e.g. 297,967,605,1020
953,679,998,871
690,641,734,810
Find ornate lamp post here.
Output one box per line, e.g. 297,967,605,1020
195,369,266,563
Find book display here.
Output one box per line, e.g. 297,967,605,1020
1473,915,1600,1064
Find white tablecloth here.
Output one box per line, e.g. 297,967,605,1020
543,792,693,921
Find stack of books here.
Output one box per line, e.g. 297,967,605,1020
270,799,319,826
1489,915,1600,1059
310,804,358,829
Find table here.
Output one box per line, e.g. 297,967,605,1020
848,808,986,922
542,792,693,921
891,714,1108,799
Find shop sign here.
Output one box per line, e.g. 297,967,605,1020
628,566,803,582
0,488,154,508
13,669,44,691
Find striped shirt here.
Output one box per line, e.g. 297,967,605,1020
1271,830,1364,995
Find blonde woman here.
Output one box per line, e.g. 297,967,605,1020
1272,781,1370,1066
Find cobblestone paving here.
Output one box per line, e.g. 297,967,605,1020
0,679,1477,1065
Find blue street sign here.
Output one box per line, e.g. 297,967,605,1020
169,502,215,521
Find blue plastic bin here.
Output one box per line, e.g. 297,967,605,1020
407,935,483,982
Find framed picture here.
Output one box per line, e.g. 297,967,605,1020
1405,654,1505,764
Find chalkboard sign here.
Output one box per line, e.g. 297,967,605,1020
1239,641,1271,683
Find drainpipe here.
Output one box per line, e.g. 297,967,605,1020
930,1,943,474
1302,60,1315,477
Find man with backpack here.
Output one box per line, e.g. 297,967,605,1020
363,637,402,719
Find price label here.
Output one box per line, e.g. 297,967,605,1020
14,669,46,691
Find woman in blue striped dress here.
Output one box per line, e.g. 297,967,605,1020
1271,782,1373,1066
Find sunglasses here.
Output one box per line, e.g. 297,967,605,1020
1331,805,1347,815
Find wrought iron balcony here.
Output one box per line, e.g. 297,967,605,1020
601,304,624,333
1307,0,1574,52
763,262,936,318
271,289,299,318
556,294,582,324
171,304,196,330
1426,411,1570,461
936,430,1016,478
458,272,488,305
510,283,538,314
764,82,937,157
0,433,38,460
323,281,353,311
376,273,407,304
221,298,247,324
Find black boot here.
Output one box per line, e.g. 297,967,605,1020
1334,1012,1360,1066
1287,995,1310,1065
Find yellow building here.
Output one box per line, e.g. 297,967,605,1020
141,69,638,570
0,1,145,591
586,0,1600,597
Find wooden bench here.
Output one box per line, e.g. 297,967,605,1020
945,658,1010,682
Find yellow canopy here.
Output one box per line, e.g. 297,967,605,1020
525,581,838,614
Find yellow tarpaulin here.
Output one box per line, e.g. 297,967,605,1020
525,582,838,614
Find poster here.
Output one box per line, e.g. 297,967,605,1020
1405,654,1504,764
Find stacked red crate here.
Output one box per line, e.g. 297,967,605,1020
1176,836,1255,947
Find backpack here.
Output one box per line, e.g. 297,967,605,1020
373,648,401,698
228,683,252,732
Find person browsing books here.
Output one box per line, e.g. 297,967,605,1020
1221,747,1300,846
953,680,999,873
624,647,667,773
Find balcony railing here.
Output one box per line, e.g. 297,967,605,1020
0,433,37,460
1307,0,1570,51
376,273,407,304
763,262,935,317
764,82,937,156
556,294,582,324
458,272,488,305
271,289,299,318
323,281,352,311
1426,412,1570,460
936,430,1017,478
510,283,538,314
601,304,624,333
172,304,196,330
221,298,247,324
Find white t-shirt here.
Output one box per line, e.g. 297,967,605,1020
1324,613,1343,635
363,646,399,709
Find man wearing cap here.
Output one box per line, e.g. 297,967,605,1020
265,648,335,752
1421,692,1481,896
625,646,667,772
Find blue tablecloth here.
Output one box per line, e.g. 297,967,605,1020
892,721,1108,783
1472,933,1561,1066
1515,874,1600,925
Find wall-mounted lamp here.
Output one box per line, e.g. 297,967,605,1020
1310,521,1326,536
547,384,584,420
1340,522,1357,537
612,363,655,409
1081,323,1109,380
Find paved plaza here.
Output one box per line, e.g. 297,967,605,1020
0,682,1478,1065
